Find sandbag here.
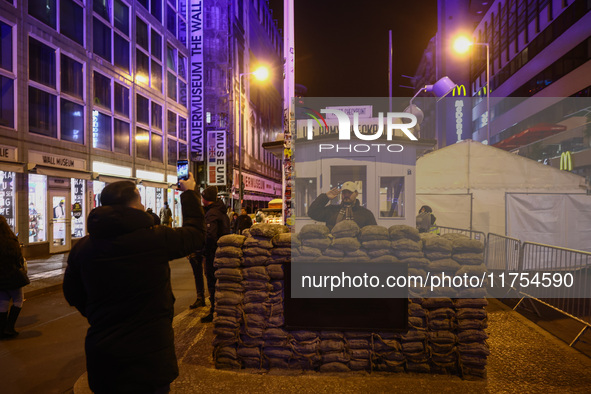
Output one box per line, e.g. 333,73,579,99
250,224,286,238
243,255,270,267
244,236,274,249
243,290,269,303
428,259,461,273
217,234,246,248
323,247,345,258
242,280,272,291
331,237,361,252
216,281,245,293
331,220,360,238
243,266,270,282
215,246,243,258
267,264,284,280
302,238,332,250
214,268,243,282
452,238,484,253
359,225,389,241
273,233,292,247
299,224,330,239
422,236,453,253
215,291,243,306
388,225,421,242
362,240,391,249
391,238,423,252
319,362,351,372
214,257,242,268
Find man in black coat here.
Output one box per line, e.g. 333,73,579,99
63,173,205,394
308,181,377,230
234,208,253,234
189,186,230,322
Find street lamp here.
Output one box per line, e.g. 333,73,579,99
453,36,490,143
238,66,269,211
405,76,457,138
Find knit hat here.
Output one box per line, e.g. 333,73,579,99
202,186,218,202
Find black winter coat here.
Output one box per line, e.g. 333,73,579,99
204,199,231,252
307,193,377,230
0,237,29,290
63,190,205,393
235,214,253,234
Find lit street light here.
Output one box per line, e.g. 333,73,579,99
238,66,270,211
453,36,490,144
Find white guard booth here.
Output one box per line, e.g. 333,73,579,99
294,131,435,232
416,140,590,251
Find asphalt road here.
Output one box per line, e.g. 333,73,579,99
0,257,202,394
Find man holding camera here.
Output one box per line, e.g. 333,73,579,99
63,173,205,394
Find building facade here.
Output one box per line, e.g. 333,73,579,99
414,0,591,177
1,0,192,256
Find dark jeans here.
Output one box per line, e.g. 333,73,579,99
188,249,216,310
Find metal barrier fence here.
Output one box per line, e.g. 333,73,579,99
515,242,591,346
486,233,521,273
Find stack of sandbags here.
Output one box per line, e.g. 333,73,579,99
423,236,459,298
297,224,330,261
359,225,393,263
344,332,372,371
290,331,321,369
372,332,405,372
262,328,292,368
390,225,429,295
423,297,458,373
329,221,363,263
318,331,351,372
455,298,489,378
451,236,487,298
213,234,246,369
400,328,429,373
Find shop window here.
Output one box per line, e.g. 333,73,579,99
29,0,57,29
136,127,150,159
29,86,57,137
29,38,56,88
379,177,405,218
28,174,47,243
0,171,16,232
60,98,84,144
295,178,317,218
114,119,130,154
60,0,83,45
71,178,85,238
92,110,112,150
61,55,83,99
94,72,111,109
152,102,162,130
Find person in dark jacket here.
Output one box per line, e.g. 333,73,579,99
234,208,253,234
230,212,238,234
0,215,30,339
146,208,161,225
188,186,230,322
308,181,377,230
63,173,205,394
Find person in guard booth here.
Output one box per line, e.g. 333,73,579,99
308,181,377,230
416,205,438,234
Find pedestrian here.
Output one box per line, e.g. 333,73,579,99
416,205,438,234
160,201,173,227
255,210,265,224
188,186,230,321
235,208,253,235
146,208,161,225
0,215,30,339
307,181,377,230
63,174,205,393
230,212,239,234
227,206,234,221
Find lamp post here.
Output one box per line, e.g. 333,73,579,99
238,66,269,211
453,37,490,143
405,76,458,139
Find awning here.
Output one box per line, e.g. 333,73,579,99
29,164,92,180
138,180,171,189
493,123,567,151
0,162,25,173
95,174,137,184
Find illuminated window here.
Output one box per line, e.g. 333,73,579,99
28,174,47,243
379,177,405,218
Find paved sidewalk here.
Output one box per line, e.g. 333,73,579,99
24,253,69,298
73,299,591,393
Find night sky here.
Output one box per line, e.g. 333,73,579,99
268,0,438,97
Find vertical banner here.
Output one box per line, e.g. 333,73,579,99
0,171,15,230
190,0,204,161
72,179,85,238
207,130,226,185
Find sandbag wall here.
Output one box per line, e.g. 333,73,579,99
212,223,489,378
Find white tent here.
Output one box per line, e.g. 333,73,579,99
416,140,590,250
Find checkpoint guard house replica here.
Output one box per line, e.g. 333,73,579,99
292,105,436,230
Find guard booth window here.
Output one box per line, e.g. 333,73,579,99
379,176,405,218
330,165,367,207
295,178,317,217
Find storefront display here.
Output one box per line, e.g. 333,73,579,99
28,174,47,243
93,181,106,208
71,178,85,238
0,171,15,232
